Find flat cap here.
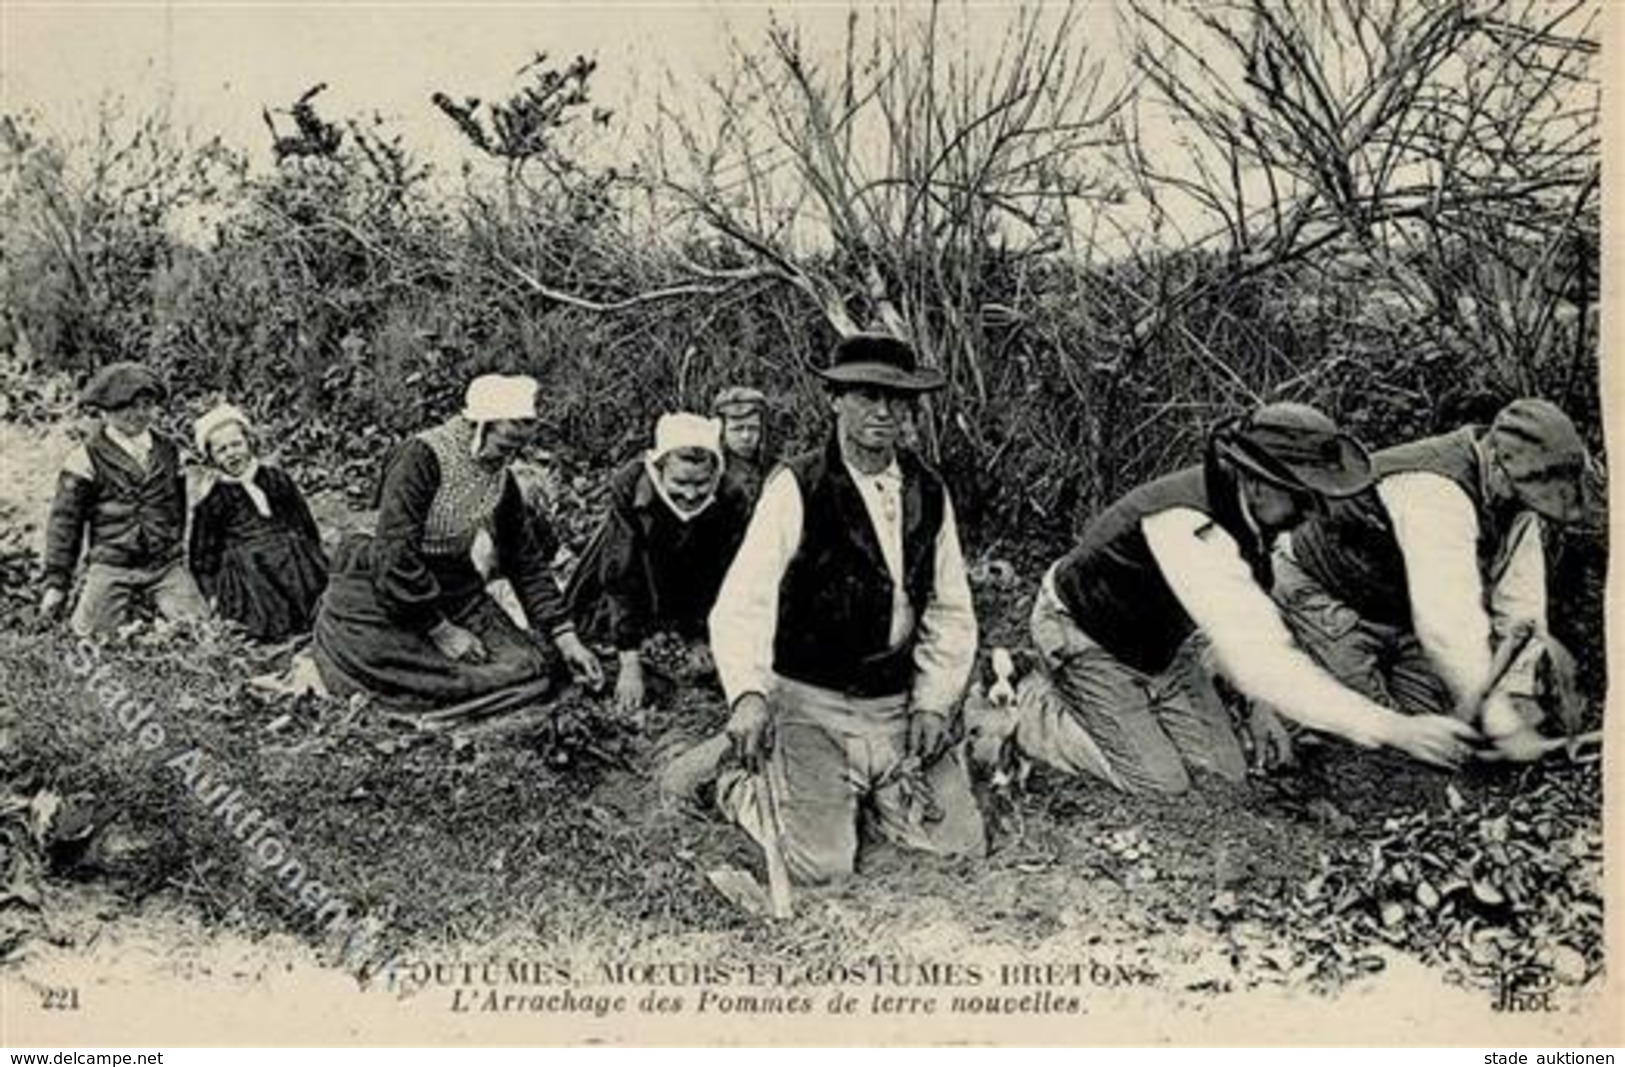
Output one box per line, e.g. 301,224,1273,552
1488,398,1596,524
81,361,167,409
712,386,766,418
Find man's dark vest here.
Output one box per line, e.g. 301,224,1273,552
1051,465,1265,676
82,430,187,569
1289,426,1507,628
772,435,946,697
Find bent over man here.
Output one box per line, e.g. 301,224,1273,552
1276,398,1597,758
693,334,985,885
1016,403,1480,795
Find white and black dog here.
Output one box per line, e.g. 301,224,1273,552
960,646,1037,840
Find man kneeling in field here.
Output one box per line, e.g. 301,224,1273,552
667,334,985,886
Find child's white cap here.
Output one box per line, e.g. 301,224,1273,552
194,403,252,454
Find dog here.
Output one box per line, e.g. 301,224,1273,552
961,646,1036,841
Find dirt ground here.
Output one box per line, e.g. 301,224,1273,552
5,735,1609,1045
0,418,1611,1045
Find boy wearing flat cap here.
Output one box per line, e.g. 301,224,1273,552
1011,403,1480,796
688,333,984,885
1276,397,1601,760
40,361,207,634
711,385,770,504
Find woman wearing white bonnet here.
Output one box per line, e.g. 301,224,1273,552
189,401,328,641
311,373,604,713
565,411,754,712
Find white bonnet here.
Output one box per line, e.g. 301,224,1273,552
194,403,252,454
463,374,540,423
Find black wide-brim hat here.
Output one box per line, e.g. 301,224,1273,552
1220,401,1374,498
814,333,946,393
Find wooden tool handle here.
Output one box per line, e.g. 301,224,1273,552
755,785,794,920
1456,620,1537,722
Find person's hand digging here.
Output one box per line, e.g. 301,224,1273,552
38,587,66,624
555,629,605,691
726,692,773,773
614,652,646,712
1247,703,1295,771
1384,713,1480,769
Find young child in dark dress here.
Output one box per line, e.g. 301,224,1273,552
189,403,328,641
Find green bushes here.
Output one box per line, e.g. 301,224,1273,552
0,15,1602,560
1,102,1601,542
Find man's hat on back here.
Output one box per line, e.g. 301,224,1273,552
815,333,946,393
1488,398,1596,524
82,362,167,410
1217,401,1374,498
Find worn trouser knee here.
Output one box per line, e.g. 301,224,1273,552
1120,754,1193,797
1030,581,1201,794
715,767,858,887
783,842,856,886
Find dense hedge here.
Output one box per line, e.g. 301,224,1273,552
4,113,1600,542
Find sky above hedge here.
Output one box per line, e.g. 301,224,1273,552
3,3,1131,172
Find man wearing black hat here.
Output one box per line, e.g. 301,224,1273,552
40,361,207,634
1275,398,1599,760
696,333,984,885
1012,403,1480,796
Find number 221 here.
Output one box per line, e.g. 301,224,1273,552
41,987,81,1010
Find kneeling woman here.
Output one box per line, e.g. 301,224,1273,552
566,413,752,711
313,375,603,711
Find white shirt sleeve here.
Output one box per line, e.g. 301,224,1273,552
1486,509,1548,697
1377,472,1494,706
708,467,804,708
60,445,94,481
910,494,979,716
1142,507,1397,748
